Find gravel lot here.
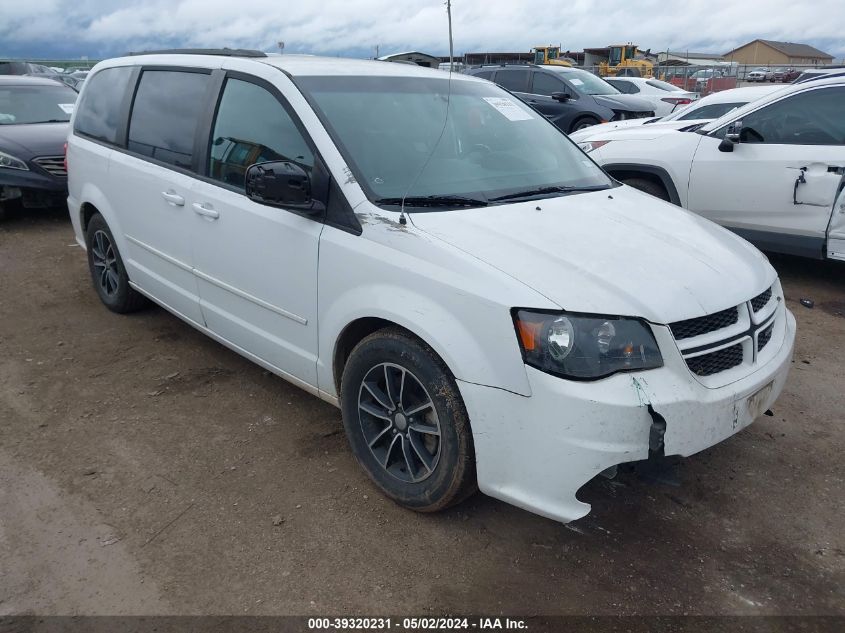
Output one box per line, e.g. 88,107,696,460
1,208,843,617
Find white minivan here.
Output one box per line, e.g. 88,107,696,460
66,50,796,524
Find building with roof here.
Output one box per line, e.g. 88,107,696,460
723,40,834,66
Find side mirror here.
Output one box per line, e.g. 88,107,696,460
245,161,321,213
719,120,742,153
725,120,743,143
551,92,571,102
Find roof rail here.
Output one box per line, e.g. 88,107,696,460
127,48,267,58
469,62,541,69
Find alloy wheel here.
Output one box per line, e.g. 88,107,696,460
357,362,442,483
91,230,119,297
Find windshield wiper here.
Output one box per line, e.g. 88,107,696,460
374,195,488,208
489,184,610,202
26,119,69,124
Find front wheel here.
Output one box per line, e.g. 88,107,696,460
340,328,477,512
571,117,599,132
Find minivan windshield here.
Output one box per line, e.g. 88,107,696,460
296,75,613,208
0,84,77,124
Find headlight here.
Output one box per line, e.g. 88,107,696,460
0,150,29,171
513,309,663,380
577,140,609,153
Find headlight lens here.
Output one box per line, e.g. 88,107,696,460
0,150,29,171
577,140,609,153
513,310,663,380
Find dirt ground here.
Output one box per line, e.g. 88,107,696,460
1,208,843,617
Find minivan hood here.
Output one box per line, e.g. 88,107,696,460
592,94,653,113
0,122,69,159
408,187,774,324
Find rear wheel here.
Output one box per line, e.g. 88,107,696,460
85,213,148,313
622,177,670,202
340,328,476,512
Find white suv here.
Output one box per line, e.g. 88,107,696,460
66,50,795,524
573,76,845,261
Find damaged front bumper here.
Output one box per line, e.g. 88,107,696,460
458,308,796,524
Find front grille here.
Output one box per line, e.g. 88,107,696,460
670,306,739,340
751,287,772,312
757,323,774,351
686,343,744,377
33,156,66,178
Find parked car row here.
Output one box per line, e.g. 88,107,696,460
1,59,89,91
571,75,845,262
463,63,656,133
746,67,801,82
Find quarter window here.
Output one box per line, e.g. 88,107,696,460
128,70,210,168
726,87,845,145
208,78,314,190
73,66,134,145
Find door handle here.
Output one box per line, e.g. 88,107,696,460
192,202,220,220
161,190,185,206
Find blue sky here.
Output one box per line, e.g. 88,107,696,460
2,0,843,62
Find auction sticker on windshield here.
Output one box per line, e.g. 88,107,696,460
58,104,75,114
482,97,533,121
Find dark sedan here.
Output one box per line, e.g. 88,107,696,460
0,76,76,219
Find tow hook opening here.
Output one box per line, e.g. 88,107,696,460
647,405,667,456
626,405,681,486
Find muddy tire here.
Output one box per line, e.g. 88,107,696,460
85,213,148,313
340,328,477,512
622,177,671,202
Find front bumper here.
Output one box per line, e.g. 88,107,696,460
458,308,796,524
1,167,67,209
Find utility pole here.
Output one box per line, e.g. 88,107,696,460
446,0,454,71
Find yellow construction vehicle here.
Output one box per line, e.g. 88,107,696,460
598,44,654,78
532,46,573,66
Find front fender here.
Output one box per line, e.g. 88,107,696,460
316,221,557,400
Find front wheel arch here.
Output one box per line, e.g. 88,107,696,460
603,164,682,206
569,115,601,133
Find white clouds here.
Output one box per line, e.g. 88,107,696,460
1,0,843,59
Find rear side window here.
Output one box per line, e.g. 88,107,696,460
494,69,529,93
208,78,314,190
74,66,134,144
474,70,494,80
128,70,209,169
